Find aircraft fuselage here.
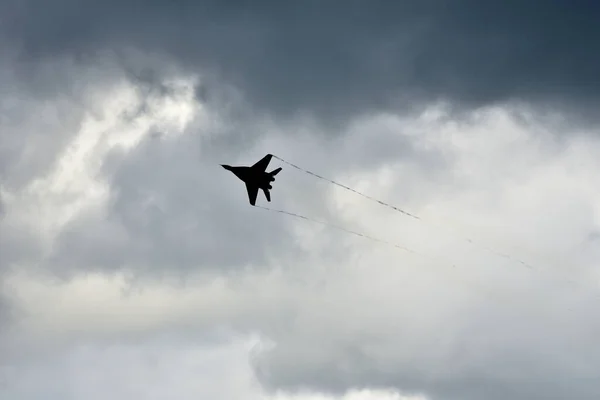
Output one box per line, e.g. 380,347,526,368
223,166,274,190
221,154,282,205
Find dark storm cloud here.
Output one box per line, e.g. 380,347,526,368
2,1,600,121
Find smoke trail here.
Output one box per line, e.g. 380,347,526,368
272,155,420,220
254,205,418,256
258,156,600,303
273,154,538,271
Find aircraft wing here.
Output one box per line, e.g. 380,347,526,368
251,154,272,172
245,182,259,206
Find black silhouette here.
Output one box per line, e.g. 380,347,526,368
221,154,282,206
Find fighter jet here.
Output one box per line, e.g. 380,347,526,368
221,154,282,206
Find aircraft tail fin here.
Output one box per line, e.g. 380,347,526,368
269,167,282,176
262,188,271,202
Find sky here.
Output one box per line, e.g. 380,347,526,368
1,1,600,399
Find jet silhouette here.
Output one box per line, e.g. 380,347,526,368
221,154,282,206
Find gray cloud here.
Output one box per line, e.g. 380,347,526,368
0,292,11,329
255,326,600,400
3,90,600,400
0,335,263,400
251,263,600,400
2,3,600,400
47,133,304,277
0,68,81,190
2,1,600,122
0,53,146,277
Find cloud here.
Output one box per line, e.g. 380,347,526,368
2,9,600,398
2,1,600,122
0,63,441,280
245,110,600,400
0,331,422,400
2,76,600,399
0,335,263,400
0,291,11,331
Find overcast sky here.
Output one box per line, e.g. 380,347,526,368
2,1,600,399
